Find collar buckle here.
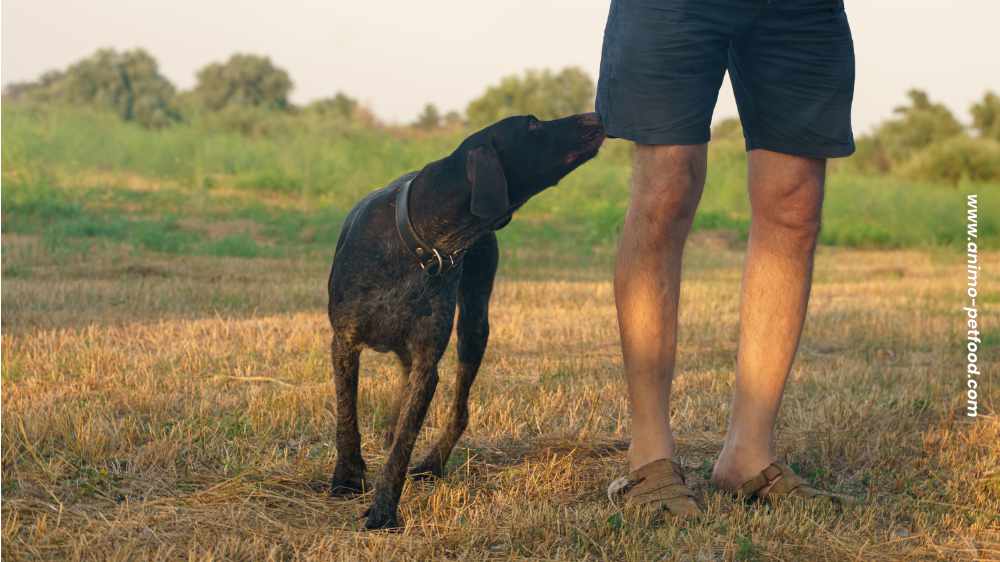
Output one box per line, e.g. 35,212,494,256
395,176,461,276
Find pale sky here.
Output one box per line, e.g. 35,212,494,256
2,1,998,133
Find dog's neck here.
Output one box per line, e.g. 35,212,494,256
406,157,490,256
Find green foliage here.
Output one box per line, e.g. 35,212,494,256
414,103,442,130
307,92,359,120
869,89,963,166
711,117,744,141
842,88,1000,180
897,134,1000,185
4,97,999,260
465,67,594,128
2,48,179,128
193,54,293,111
197,105,298,137
1,104,461,199
735,536,762,561
200,234,264,258
845,134,892,174
443,110,464,128
971,91,1000,141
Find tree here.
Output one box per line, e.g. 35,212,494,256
971,91,1000,141
443,110,464,128
414,103,441,130
307,92,359,118
2,69,66,102
193,54,292,111
465,67,594,128
2,48,180,128
899,135,1000,185
873,89,964,165
308,92,355,118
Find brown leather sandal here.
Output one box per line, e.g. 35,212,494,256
607,458,702,517
737,462,856,505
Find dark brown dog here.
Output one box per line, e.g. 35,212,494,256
327,113,605,529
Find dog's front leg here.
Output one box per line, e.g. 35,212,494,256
364,361,439,530
411,234,498,478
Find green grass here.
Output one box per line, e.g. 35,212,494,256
3,104,997,263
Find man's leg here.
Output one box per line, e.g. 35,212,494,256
616,144,707,471
711,149,825,488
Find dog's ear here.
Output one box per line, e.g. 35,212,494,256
466,143,509,219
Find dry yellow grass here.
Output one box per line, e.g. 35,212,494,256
2,235,998,561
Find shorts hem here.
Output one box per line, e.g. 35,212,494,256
746,137,856,159
604,126,710,146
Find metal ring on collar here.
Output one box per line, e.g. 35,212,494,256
421,248,445,275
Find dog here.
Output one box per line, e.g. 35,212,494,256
326,112,605,530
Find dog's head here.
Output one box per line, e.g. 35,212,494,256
456,112,605,224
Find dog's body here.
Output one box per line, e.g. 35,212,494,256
327,113,604,529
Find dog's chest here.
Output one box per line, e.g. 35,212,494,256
342,273,460,351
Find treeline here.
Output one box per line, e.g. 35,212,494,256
2,48,594,134
849,89,1000,184
6,47,999,184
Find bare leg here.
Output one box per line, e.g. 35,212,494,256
615,144,707,471
712,149,826,488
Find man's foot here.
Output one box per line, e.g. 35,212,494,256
608,458,702,518
712,461,856,505
710,447,773,492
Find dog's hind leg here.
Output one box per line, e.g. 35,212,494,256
411,234,498,479
330,334,366,496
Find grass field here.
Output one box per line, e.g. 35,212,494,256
3,105,998,259
2,106,999,560
3,231,998,560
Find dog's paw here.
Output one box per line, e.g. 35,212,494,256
329,475,367,497
408,460,444,481
363,505,402,531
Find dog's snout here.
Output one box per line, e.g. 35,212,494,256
578,112,602,127
577,112,605,144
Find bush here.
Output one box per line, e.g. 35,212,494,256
971,91,1000,142
871,89,963,166
2,48,180,128
466,67,594,128
898,135,1000,185
193,54,293,112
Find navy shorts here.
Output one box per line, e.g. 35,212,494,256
596,0,856,158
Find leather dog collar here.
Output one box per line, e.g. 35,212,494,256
395,177,464,275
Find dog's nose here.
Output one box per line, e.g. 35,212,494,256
578,112,602,127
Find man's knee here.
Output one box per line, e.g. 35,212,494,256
750,157,825,242
755,181,824,239
629,144,707,234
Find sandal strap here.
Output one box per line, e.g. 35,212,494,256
608,459,701,516
739,462,854,503
740,462,802,498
